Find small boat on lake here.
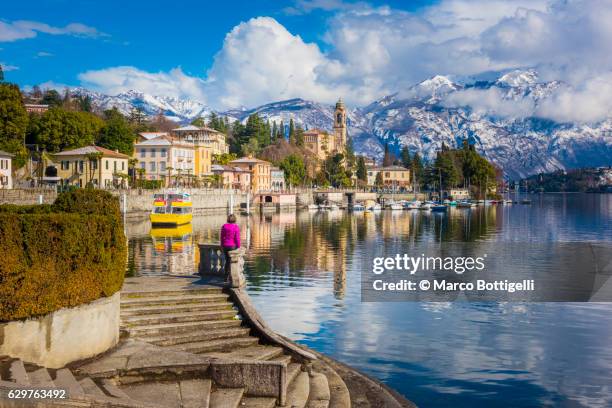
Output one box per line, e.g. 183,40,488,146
431,204,448,212
387,202,403,211
420,202,432,210
521,199,532,204
405,200,421,210
352,203,365,211
456,201,475,208
150,192,193,226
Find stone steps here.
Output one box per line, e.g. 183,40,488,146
170,336,260,354
0,357,166,407
144,327,252,347
122,288,223,298
120,302,234,317
209,387,244,408
127,319,243,337
207,345,285,362
120,293,230,308
285,371,310,408
122,309,238,326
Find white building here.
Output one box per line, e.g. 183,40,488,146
0,150,13,189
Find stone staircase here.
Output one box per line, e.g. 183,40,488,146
0,285,351,408
117,286,349,408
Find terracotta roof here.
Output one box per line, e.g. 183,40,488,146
54,146,129,159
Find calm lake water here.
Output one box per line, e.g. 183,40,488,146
126,194,612,408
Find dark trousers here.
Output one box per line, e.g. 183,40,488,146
222,246,236,276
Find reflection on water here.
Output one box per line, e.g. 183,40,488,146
127,194,612,408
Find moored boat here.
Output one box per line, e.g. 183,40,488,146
150,192,193,226
431,204,448,212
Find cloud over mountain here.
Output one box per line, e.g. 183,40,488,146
74,0,612,124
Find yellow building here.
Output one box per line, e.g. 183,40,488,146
304,98,347,161
367,165,411,189
194,145,212,177
54,146,129,188
229,156,272,192
171,125,229,156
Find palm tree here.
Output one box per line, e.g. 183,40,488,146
128,158,138,188
85,151,103,187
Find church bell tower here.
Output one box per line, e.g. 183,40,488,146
333,97,347,151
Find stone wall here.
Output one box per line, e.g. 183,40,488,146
0,292,120,368
112,189,248,217
0,189,57,205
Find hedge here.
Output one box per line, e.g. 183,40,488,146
0,190,126,321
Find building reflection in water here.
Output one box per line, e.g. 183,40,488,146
127,206,504,296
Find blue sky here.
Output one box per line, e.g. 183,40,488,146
1,0,433,89
2,0,612,119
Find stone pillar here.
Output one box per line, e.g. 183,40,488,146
227,247,246,288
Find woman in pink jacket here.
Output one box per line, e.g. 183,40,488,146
220,214,241,274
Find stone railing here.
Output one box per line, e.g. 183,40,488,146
198,244,246,288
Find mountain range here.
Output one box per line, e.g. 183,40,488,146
73,69,612,179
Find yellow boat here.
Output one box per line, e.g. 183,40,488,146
149,192,193,226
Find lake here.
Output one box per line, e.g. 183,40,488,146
126,193,612,408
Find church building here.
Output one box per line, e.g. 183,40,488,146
304,98,347,160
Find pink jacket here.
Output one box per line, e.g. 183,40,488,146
220,223,241,248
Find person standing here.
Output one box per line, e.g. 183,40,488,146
220,214,241,275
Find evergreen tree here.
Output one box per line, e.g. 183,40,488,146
382,142,394,167
41,89,62,107
288,118,296,145
98,108,135,155
280,154,307,187
375,172,384,187
278,120,285,140
356,156,367,182
191,117,206,127
400,146,411,168
411,152,424,187
271,121,278,143
295,124,305,147
78,95,92,112
230,120,246,153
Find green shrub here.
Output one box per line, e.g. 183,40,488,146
0,190,126,321
52,189,121,217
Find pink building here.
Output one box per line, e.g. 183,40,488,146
211,164,251,190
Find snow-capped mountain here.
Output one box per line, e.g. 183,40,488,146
351,71,612,179
73,88,212,122
73,70,612,179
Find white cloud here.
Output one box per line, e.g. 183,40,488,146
0,20,106,42
443,87,535,118
74,0,612,122
78,66,207,101
36,51,54,57
0,62,19,71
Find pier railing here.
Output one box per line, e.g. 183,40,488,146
198,244,246,288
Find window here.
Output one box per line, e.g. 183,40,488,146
79,161,84,173
140,162,145,169
114,161,117,171
140,148,146,158
161,149,167,158
385,172,390,177
151,149,156,158
122,161,125,171
106,160,109,170
90,160,98,170
160,162,166,172
150,162,156,172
